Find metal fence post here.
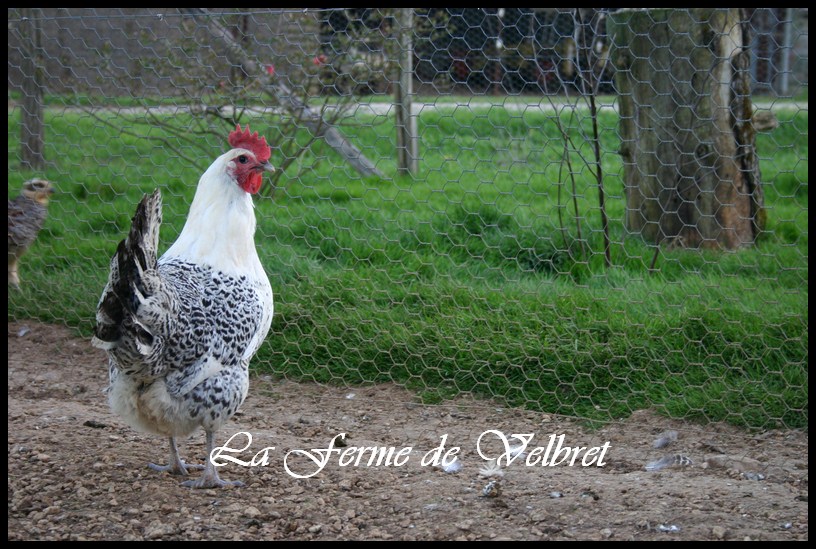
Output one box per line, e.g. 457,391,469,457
395,8,419,176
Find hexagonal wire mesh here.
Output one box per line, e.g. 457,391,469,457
7,8,808,433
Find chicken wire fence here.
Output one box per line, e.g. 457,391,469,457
7,8,808,430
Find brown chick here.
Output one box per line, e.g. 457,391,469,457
8,178,54,288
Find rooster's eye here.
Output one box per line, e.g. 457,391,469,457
237,155,248,164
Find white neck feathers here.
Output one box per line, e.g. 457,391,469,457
162,152,262,277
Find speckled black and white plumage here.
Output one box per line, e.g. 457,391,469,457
94,140,275,488
104,256,272,438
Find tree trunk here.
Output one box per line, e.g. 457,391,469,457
20,8,45,171
608,8,765,249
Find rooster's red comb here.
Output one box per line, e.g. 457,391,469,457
228,124,271,163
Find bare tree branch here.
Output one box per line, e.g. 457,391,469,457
182,8,384,179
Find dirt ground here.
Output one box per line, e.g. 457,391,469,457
7,321,808,541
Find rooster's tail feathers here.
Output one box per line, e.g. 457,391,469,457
92,189,164,351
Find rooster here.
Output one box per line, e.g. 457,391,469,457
8,178,55,288
92,125,275,488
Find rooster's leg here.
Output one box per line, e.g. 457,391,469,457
148,437,204,475
181,430,244,489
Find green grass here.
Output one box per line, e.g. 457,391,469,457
793,84,808,103
7,104,808,430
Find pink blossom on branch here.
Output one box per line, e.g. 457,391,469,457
312,54,328,66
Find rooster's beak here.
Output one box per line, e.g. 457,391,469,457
262,163,276,173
